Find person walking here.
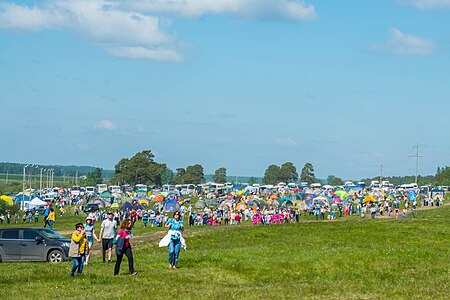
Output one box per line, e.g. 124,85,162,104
114,219,137,276
43,206,50,227
47,207,55,230
83,217,99,265
69,223,87,277
99,211,117,263
163,211,185,270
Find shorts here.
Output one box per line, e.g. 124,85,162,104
87,236,94,244
102,238,113,250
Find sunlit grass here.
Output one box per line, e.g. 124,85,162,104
0,205,448,299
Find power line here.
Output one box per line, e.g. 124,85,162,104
409,144,422,184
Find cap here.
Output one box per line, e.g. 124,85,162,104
107,211,113,214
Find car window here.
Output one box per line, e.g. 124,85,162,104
23,230,39,240
2,230,19,239
40,228,66,239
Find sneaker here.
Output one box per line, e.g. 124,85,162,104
130,272,138,276
108,260,112,263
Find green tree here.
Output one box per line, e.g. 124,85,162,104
184,164,205,184
327,175,343,186
280,162,298,183
263,164,281,185
161,167,174,185
110,150,166,186
248,177,258,186
80,168,103,186
173,168,186,184
300,162,315,185
213,167,227,183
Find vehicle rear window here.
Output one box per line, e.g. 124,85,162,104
23,230,39,240
2,230,19,239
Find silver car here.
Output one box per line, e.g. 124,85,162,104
0,228,70,263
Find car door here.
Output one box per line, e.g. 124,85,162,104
0,229,21,261
20,229,46,261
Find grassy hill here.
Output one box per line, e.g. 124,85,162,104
0,205,449,299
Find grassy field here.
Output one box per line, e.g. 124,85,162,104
0,206,449,299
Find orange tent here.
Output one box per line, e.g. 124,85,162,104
269,194,279,199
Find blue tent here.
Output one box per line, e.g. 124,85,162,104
120,202,133,211
14,195,30,204
163,200,180,213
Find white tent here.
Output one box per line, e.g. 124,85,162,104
27,197,47,210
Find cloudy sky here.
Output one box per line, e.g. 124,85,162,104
1,0,450,180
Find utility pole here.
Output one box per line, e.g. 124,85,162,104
379,164,383,184
409,144,421,185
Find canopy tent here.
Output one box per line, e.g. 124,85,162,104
163,200,180,213
0,195,13,205
29,197,47,206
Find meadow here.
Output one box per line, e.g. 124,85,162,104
0,205,449,299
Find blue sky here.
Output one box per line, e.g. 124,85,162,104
1,0,450,180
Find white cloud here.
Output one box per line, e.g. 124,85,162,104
123,0,317,21
0,0,182,61
275,137,298,147
95,120,117,130
399,0,450,9
0,0,316,61
370,28,435,55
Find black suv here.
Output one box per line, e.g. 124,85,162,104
0,228,71,263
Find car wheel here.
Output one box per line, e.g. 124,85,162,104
48,250,63,263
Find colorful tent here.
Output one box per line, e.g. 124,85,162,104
363,195,376,203
163,200,180,213
236,202,247,210
0,195,13,205
111,203,119,209
334,190,347,200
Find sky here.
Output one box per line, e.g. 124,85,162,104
1,0,450,180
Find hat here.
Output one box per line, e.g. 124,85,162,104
86,217,93,221
107,211,113,214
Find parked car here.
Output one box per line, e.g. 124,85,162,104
83,203,99,213
0,228,71,263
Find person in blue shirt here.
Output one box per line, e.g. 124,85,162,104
43,206,50,227
165,211,184,270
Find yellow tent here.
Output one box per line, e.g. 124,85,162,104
138,199,149,206
363,195,376,203
0,195,13,205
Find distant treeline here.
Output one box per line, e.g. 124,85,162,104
0,162,114,178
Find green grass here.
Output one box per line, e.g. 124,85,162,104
0,206,449,299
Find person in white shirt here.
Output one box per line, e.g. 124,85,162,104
99,211,117,263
